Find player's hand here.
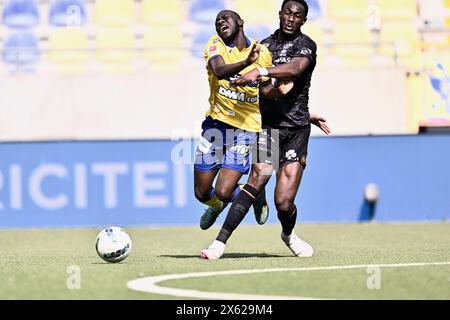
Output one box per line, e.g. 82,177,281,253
277,80,294,95
231,68,260,86
310,113,331,135
245,41,261,66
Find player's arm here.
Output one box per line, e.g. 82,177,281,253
232,56,310,85
208,42,260,80
259,79,294,99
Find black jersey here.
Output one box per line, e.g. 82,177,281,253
260,30,317,128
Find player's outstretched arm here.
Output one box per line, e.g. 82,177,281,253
259,80,294,99
232,56,310,86
310,113,331,135
209,42,260,80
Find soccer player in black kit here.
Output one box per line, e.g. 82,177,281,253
200,0,331,259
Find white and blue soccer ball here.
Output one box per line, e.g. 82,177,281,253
95,226,132,263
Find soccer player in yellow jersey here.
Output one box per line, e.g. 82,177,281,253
194,10,290,230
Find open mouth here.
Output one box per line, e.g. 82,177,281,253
220,25,229,33
284,24,294,31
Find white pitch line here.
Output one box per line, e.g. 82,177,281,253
127,261,450,300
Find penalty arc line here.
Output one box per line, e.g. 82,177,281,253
127,261,450,300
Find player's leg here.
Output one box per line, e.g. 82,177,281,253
198,126,253,231
216,163,272,242
194,169,220,209
275,125,314,257
200,129,273,259
194,117,227,229
275,162,313,257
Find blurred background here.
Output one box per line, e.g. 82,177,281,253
0,0,449,228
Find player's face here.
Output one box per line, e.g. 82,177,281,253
279,1,307,36
215,11,240,42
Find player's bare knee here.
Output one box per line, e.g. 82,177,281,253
214,187,234,203
248,165,271,190
194,187,211,203
275,199,295,215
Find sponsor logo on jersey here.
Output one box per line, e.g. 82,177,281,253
218,87,258,103
274,56,292,64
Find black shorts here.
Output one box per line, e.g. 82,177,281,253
254,124,311,169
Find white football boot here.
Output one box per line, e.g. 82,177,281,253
281,232,314,257
200,240,225,260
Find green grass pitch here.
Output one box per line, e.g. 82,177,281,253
1,223,450,299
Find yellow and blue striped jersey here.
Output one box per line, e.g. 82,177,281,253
204,35,272,132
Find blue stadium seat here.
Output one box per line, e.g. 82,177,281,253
191,29,214,59
245,25,272,42
2,0,40,28
308,0,322,20
2,31,40,65
49,0,87,27
190,0,226,24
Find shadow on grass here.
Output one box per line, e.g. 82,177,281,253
160,253,285,259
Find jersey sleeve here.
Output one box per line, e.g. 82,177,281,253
256,45,272,83
204,35,225,63
293,38,317,64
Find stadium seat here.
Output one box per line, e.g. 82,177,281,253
144,26,185,72
376,0,418,20
444,0,450,8
235,0,277,24
142,0,183,26
48,28,88,63
328,0,369,21
445,16,450,27
95,0,135,27
96,28,136,73
49,0,87,27
307,0,322,21
191,28,214,59
331,22,374,59
302,22,325,45
245,25,272,42
2,31,40,66
189,0,226,24
2,0,39,28
379,22,421,58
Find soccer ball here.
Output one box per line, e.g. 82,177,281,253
95,226,132,263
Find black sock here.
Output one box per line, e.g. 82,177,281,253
278,206,298,236
216,184,259,244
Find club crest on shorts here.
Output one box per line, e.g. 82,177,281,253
285,149,298,161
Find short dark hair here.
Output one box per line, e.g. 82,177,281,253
281,0,309,17
216,10,242,21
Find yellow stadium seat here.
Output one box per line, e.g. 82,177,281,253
444,0,450,8
302,22,325,45
48,28,89,75
376,0,418,20
328,0,370,21
48,28,89,64
379,22,420,59
143,26,185,72
445,16,450,27
142,0,183,26
235,0,277,24
95,0,135,27
96,28,136,73
331,22,374,58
